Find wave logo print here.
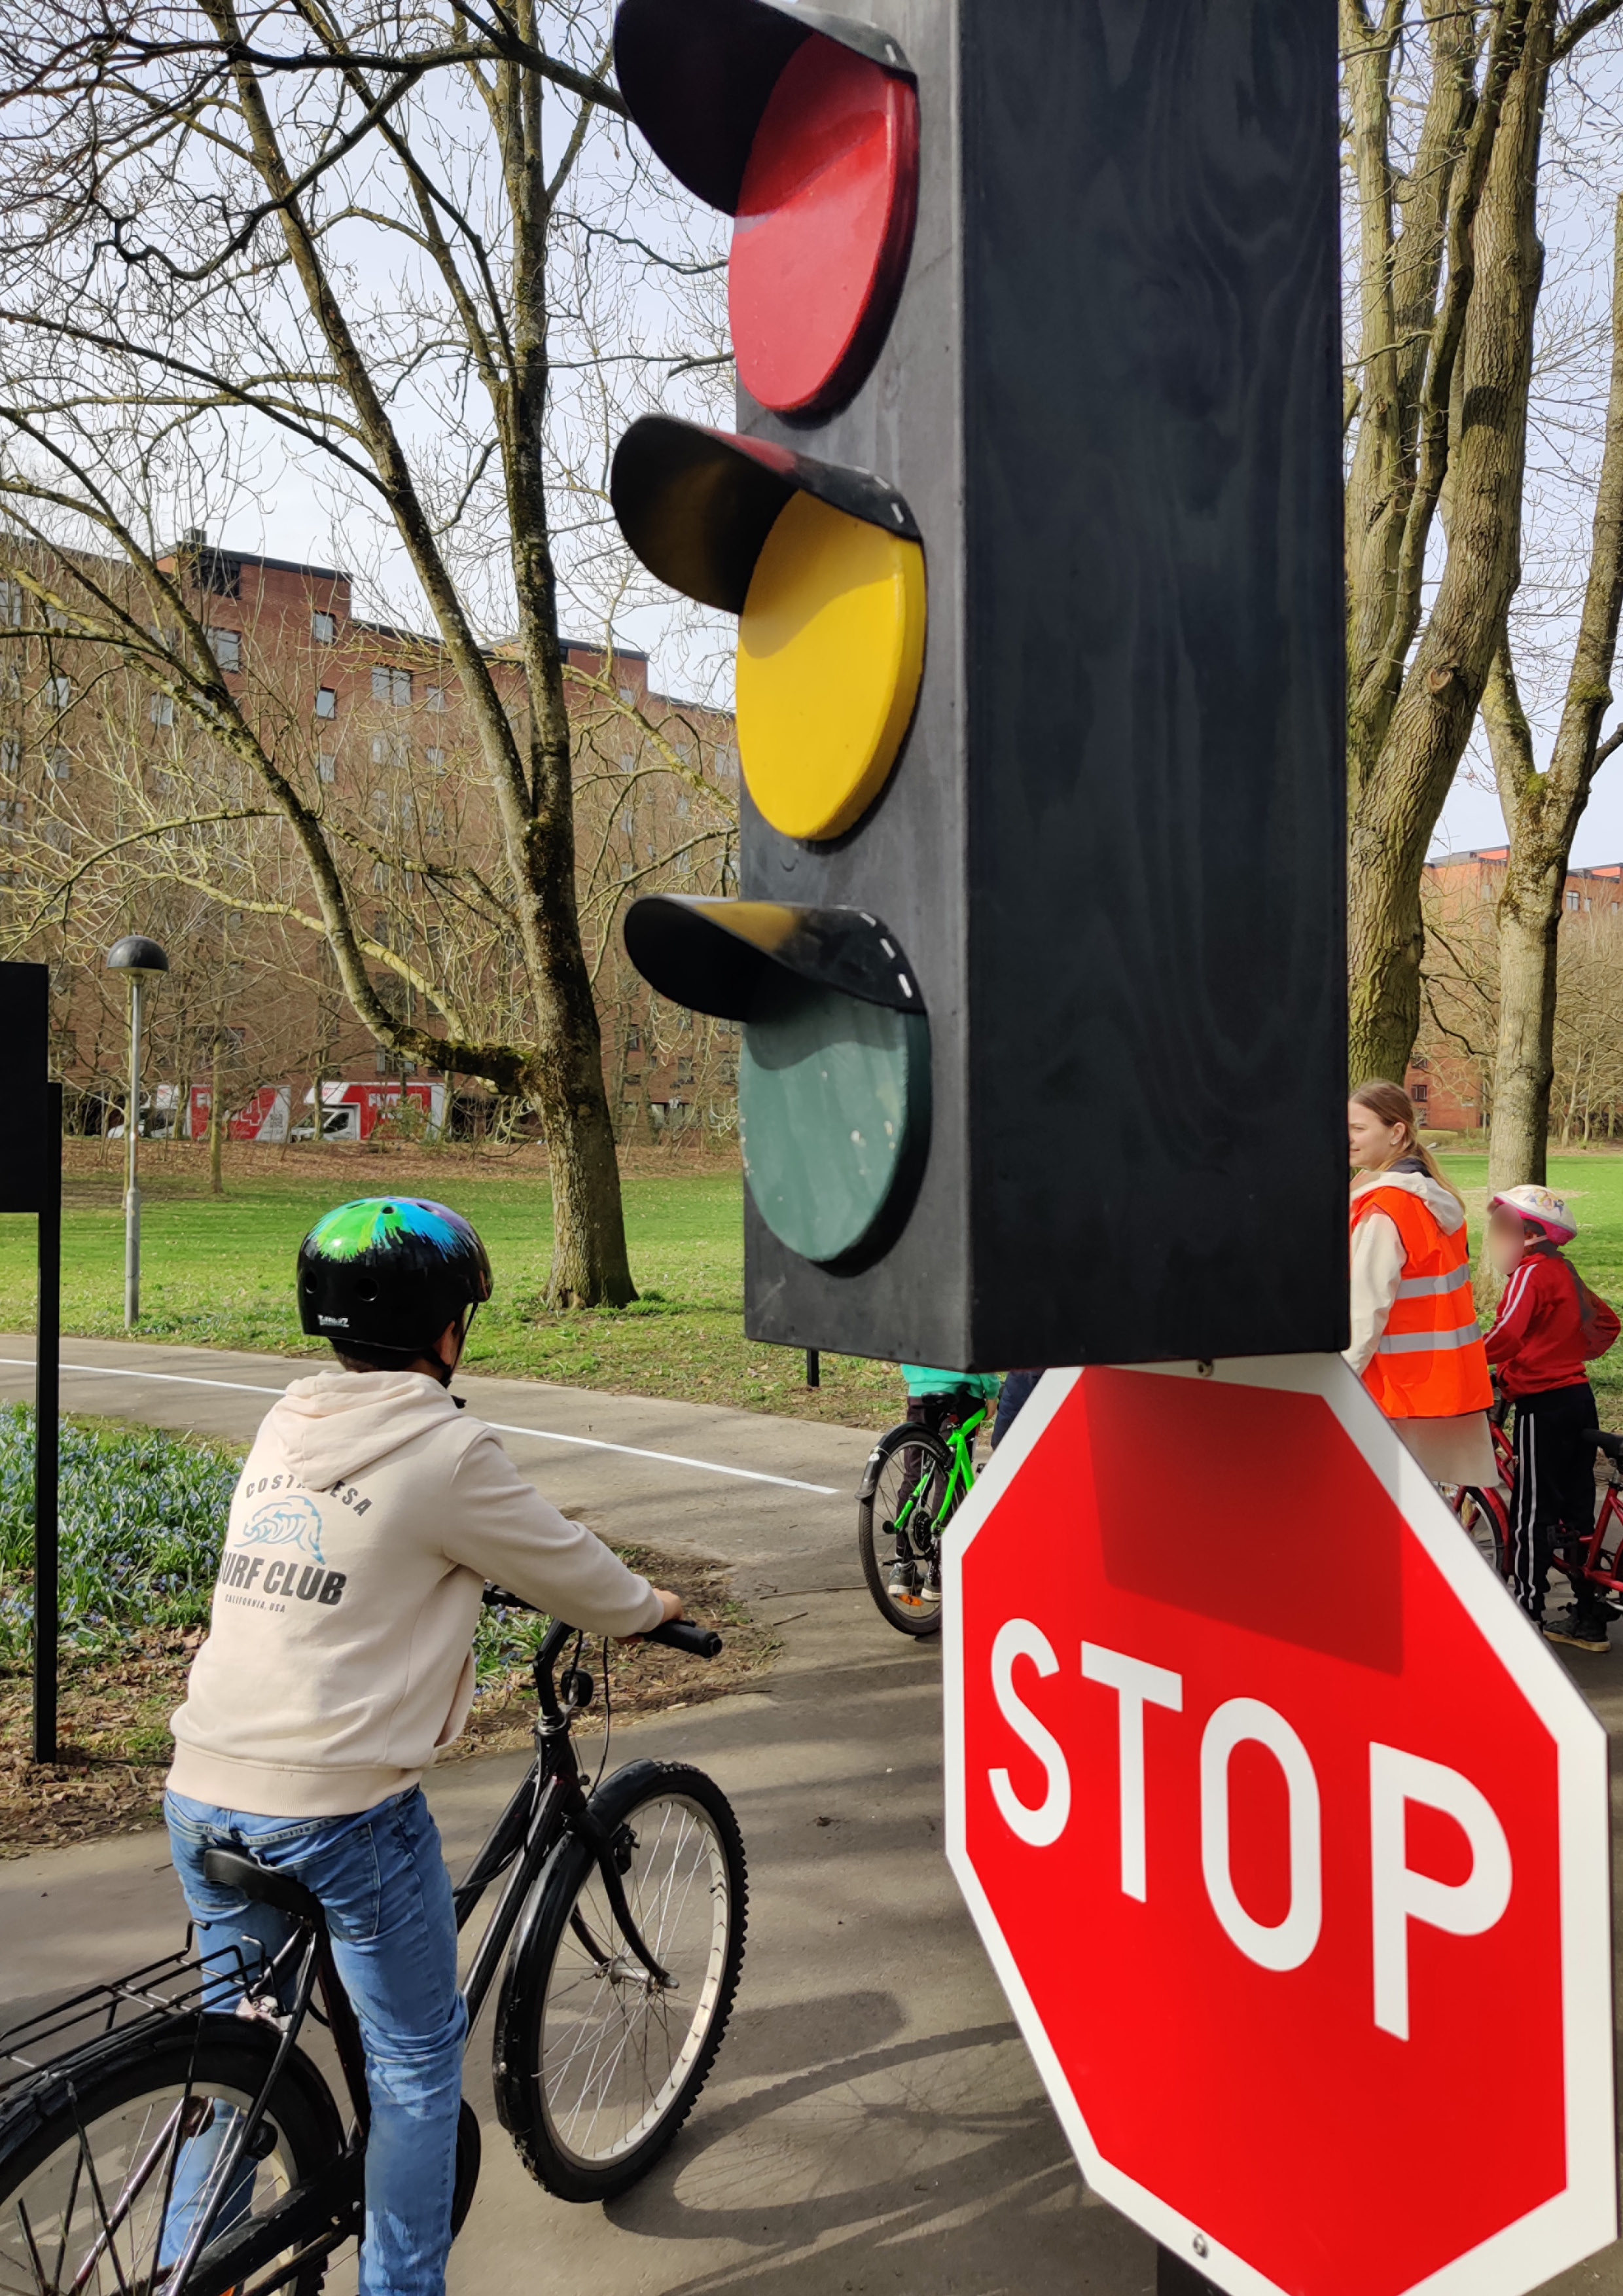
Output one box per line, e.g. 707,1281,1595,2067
239,1494,326,1565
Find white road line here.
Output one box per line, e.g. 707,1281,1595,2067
0,1356,840,1496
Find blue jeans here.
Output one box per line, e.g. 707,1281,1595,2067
164,1785,467,2296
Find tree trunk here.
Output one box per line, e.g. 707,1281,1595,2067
1486,192,1623,1187
208,1032,223,1196
1346,0,1553,1083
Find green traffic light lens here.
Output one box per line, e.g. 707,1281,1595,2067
740,969,929,1267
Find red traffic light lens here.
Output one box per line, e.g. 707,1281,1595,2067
730,35,918,418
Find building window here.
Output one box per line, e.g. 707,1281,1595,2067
375,1047,391,1073
1566,890,1580,911
618,684,634,702
425,684,446,712
45,749,69,781
372,665,412,707
44,675,71,711
0,798,25,827
41,819,70,851
0,580,22,626
424,746,445,773
626,1026,641,1052
317,751,338,784
372,863,390,891
209,629,242,672
312,611,336,644
0,737,19,776
1412,1082,1429,1104
149,693,174,726
425,806,445,838
372,733,410,768
315,686,336,719
676,1056,694,1083
1584,897,1593,912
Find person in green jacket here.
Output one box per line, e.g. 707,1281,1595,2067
899,1363,1001,1442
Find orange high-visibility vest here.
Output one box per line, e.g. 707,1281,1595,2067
1350,1184,1493,1419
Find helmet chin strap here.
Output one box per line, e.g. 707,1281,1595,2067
437,1303,477,1387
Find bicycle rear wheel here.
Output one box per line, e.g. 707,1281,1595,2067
858,1423,953,1636
493,1759,746,2204
0,2015,344,2296
1448,1482,1511,1580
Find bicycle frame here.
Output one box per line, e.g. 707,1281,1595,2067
891,1406,985,1543
173,1613,675,2296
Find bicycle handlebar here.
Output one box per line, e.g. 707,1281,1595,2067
645,1618,722,1659
481,1586,721,1660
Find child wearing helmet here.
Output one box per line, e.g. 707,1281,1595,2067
1485,1185,1620,1653
162,1198,681,2296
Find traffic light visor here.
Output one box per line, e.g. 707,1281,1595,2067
624,894,921,1022
623,895,929,1270
612,419,925,842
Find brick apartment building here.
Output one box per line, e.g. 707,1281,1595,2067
0,533,740,1140
1406,846,1623,1134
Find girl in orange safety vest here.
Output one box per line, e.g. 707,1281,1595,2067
1347,1079,1497,1488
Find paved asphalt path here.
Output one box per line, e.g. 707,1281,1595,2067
2,1339,1622,2293
0,1335,878,1600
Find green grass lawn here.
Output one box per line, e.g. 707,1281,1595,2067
7,1139,1622,1438
0,1139,903,1428
1440,1152,1623,1427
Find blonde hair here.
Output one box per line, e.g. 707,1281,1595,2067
1349,1078,1465,1210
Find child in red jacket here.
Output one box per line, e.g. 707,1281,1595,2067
1484,1185,1620,1651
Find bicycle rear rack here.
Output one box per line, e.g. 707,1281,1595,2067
0,1941,256,2099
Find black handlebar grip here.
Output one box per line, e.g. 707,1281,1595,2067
646,1619,722,1659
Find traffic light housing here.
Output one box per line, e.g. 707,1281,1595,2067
613,0,1347,1371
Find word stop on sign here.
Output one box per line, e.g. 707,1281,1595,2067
945,1360,1615,2296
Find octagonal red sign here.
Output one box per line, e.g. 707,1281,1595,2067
943,1358,1615,2296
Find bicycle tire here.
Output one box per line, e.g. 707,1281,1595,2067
0,2013,344,2296
858,1422,954,1637
492,1759,747,2204
1448,1482,1512,1581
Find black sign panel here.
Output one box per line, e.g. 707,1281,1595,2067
0,963,50,1214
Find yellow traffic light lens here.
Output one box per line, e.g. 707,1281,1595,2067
736,489,925,842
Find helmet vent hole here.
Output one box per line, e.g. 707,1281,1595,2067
355,1276,379,1301
382,1203,396,1215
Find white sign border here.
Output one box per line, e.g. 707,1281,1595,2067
941,1354,1616,2296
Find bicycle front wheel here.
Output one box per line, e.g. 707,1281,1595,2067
493,1759,747,2204
1448,1482,1511,1579
858,1423,953,1636
0,2015,344,2296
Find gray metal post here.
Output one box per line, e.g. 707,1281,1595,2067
124,972,143,1328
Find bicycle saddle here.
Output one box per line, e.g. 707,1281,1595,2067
1582,1427,1623,1463
203,1846,326,1927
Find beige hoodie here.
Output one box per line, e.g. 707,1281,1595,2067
168,1369,662,1817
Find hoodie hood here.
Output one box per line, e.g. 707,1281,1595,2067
1350,1164,1467,1238
268,1369,460,1488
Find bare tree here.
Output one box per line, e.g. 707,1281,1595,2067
1341,0,1623,1083
0,0,727,1304
1479,196,1623,1184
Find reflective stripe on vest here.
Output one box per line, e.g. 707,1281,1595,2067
1378,1321,1484,1354
1350,1181,1494,1418
1394,1265,1473,1300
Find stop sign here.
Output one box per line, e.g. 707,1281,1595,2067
943,1357,1616,2296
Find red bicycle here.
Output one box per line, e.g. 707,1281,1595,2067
1447,1409,1623,1611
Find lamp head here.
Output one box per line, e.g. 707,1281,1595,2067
106,935,170,978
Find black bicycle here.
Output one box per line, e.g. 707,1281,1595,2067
0,1600,747,2296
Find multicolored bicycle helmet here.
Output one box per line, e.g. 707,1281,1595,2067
296,1198,493,1352
1486,1183,1577,1245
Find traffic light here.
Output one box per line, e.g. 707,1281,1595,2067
612,0,1347,1371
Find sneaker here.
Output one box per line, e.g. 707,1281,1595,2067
886,1560,919,1607
1544,1613,1610,1653
918,1568,942,1609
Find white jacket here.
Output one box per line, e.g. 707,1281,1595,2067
168,1369,662,1816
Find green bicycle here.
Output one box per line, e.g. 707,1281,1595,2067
857,1405,986,1636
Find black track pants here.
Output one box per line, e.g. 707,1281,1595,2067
1508,1380,1599,1622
